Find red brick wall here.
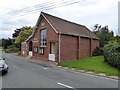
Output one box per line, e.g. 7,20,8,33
21,15,99,62
91,39,99,52
79,37,91,58
32,16,58,61
60,35,78,62
21,43,28,57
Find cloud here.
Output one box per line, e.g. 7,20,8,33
0,30,14,38
46,0,118,34
0,0,119,38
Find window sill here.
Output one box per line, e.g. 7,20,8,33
40,46,47,48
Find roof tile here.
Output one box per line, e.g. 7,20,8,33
42,12,99,39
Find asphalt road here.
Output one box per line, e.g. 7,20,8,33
1,52,118,89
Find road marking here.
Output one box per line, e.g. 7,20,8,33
57,82,74,89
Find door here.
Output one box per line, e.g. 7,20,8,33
29,41,33,58
49,42,55,61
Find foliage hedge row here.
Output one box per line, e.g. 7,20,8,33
104,42,120,69
5,44,19,53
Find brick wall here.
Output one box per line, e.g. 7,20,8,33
21,43,28,57
32,16,58,61
21,15,99,62
91,39,99,52
60,35,78,62
79,37,91,58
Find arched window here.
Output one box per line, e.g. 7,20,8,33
40,29,46,47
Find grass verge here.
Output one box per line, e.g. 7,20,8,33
0,47,3,51
60,56,119,77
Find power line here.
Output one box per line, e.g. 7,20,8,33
9,0,82,16
8,0,86,18
8,0,59,15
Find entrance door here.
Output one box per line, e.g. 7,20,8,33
49,42,55,61
29,41,33,58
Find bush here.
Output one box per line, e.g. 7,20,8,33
17,51,21,55
92,47,103,56
5,44,19,53
104,43,120,69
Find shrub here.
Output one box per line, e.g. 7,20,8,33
92,47,103,56
104,42,120,69
17,51,21,55
5,44,19,53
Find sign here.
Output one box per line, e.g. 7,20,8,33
49,54,55,61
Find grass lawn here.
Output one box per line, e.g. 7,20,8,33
0,47,3,51
60,56,119,77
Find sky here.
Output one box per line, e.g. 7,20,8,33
0,0,119,38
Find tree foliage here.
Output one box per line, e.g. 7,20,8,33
93,24,114,47
12,28,21,38
104,40,120,69
0,38,12,49
109,35,120,45
0,26,33,52
14,26,33,48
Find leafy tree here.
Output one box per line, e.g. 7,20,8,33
14,26,33,49
104,40,120,69
93,24,114,47
12,28,21,38
110,35,120,44
0,38,12,49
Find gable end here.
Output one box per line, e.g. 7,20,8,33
41,13,58,34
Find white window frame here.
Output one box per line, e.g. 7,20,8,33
40,29,46,47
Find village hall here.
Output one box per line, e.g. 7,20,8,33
21,12,99,63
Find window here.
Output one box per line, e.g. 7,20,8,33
40,29,46,47
34,47,38,53
39,47,44,54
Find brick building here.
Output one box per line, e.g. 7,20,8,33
21,12,99,63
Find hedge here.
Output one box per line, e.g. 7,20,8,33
5,44,19,53
104,43,120,69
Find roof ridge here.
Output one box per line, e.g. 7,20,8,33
41,12,85,28
41,12,99,39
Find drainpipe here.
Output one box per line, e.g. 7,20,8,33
58,33,61,65
90,38,92,56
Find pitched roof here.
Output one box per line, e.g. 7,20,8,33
25,12,99,42
41,12,99,39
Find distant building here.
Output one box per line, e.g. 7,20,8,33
21,12,99,63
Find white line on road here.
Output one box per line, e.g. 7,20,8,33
57,82,74,89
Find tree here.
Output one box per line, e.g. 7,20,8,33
14,26,33,49
12,28,21,38
104,39,120,69
93,24,114,47
0,38,12,49
109,35,120,44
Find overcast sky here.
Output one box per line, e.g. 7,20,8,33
0,0,119,38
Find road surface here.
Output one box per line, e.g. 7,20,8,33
1,52,118,89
